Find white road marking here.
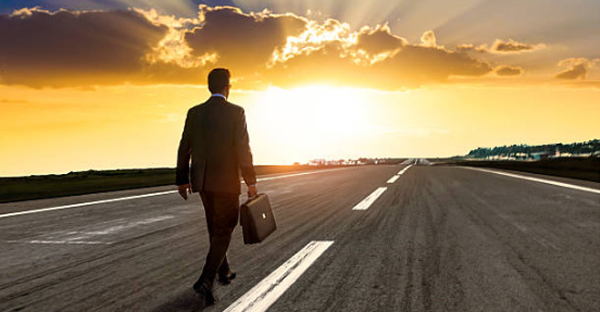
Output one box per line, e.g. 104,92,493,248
60,215,174,243
252,168,348,183
397,164,412,175
352,187,388,210
5,215,174,245
387,175,400,184
78,215,173,236
224,240,334,312
400,159,414,165
464,167,600,195
7,240,111,245
0,190,177,219
0,168,350,219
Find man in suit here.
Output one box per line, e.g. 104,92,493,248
176,68,258,305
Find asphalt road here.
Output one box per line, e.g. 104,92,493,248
0,163,599,312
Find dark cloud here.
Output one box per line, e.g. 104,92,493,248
457,39,545,54
555,64,587,80
354,24,406,55
455,44,487,53
554,58,598,80
491,39,538,52
495,65,523,76
184,5,307,76
0,6,494,90
0,8,168,88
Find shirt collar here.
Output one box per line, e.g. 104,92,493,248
211,93,226,99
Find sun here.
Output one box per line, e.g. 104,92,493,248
248,85,370,163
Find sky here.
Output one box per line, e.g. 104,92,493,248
1,0,599,176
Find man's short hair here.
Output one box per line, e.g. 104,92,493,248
208,68,230,94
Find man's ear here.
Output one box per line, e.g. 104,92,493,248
224,85,231,97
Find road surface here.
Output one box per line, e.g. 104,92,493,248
0,161,599,312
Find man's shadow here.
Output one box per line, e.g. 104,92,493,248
152,288,210,312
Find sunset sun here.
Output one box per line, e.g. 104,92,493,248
248,85,370,162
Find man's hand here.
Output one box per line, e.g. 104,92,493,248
247,184,258,198
178,184,191,200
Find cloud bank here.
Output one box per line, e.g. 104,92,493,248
0,7,168,88
0,5,516,90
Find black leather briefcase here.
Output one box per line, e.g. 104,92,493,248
240,194,276,244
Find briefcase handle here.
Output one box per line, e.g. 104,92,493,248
244,193,264,204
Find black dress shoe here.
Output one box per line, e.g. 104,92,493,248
218,271,237,285
193,280,216,306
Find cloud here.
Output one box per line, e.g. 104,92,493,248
495,65,523,76
185,5,307,76
490,39,545,53
260,24,491,88
0,5,494,90
354,24,407,55
419,30,437,48
0,7,168,88
136,8,216,69
270,18,355,65
457,39,545,54
554,57,598,80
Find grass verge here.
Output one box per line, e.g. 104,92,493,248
0,165,350,203
449,158,600,183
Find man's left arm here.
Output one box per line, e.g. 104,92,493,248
176,110,192,199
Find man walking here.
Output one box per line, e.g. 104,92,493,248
176,68,258,305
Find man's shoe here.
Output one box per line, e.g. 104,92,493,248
193,280,216,306
218,271,237,285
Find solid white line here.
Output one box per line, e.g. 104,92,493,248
398,164,413,175
463,167,600,195
6,240,111,245
224,240,334,312
0,190,178,219
253,168,348,183
352,187,388,210
0,167,351,219
387,175,400,184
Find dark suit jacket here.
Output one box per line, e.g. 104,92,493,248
176,96,257,195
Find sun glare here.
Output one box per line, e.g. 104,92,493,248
249,85,369,162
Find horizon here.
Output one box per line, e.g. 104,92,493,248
2,138,598,178
1,1,599,177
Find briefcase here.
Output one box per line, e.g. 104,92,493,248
240,193,277,244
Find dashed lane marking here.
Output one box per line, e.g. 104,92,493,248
398,164,413,175
352,187,388,210
223,240,334,312
387,175,400,184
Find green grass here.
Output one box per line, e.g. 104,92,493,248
0,165,349,203
450,157,600,183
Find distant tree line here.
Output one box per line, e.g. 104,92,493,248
466,139,600,159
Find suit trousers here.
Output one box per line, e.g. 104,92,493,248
198,191,239,287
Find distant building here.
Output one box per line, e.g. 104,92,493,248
530,152,551,160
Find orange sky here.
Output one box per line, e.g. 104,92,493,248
0,2,599,176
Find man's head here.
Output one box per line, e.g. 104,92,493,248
208,68,231,98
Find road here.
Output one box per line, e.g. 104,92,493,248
0,162,599,312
